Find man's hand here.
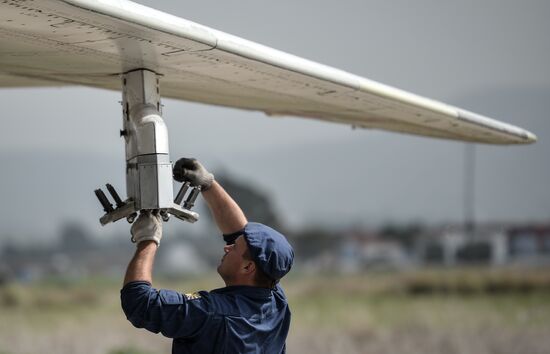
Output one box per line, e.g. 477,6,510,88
131,211,163,246
173,158,214,191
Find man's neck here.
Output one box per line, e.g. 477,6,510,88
224,278,256,287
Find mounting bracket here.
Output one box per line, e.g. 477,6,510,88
94,69,199,226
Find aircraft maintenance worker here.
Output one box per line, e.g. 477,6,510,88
120,158,294,354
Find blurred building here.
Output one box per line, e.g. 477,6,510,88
2,221,550,283
295,228,413,273
416,224,550,267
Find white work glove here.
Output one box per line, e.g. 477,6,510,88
130,211,162,246
173,158,214,191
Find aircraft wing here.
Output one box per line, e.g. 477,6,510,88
0,0,536,144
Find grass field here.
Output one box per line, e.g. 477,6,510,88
1,269,549,354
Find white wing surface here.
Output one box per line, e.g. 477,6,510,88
0,0,536,144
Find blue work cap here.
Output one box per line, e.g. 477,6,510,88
224,223,294,281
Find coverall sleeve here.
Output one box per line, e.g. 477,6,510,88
121,281,211,339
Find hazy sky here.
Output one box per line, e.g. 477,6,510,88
0,0,549,240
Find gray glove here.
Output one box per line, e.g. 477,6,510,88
130,211,162,246
173,158,214,191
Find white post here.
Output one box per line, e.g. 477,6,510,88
121,69,173,210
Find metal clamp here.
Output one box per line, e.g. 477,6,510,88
94,182,200,226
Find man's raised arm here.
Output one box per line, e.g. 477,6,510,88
173,158,247,234
123,211,163,286
202,181,247,234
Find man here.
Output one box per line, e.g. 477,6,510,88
121,158,294,354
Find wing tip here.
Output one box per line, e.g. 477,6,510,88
524,131,537,144
457,109,537,145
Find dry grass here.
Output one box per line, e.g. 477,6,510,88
1,269,549,354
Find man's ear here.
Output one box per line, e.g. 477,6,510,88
242,260,256,275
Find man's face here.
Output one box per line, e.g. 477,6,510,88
217,235,249,284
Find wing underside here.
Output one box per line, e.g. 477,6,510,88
0,0,536,144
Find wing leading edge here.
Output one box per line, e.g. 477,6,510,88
0,0,536,144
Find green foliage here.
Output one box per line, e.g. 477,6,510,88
108,347,155,354
399,269,550,296
286,271,550,332
0,284,32,308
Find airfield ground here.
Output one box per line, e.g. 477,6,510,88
1,269,549,354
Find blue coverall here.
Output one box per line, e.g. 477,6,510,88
121,281,291,354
